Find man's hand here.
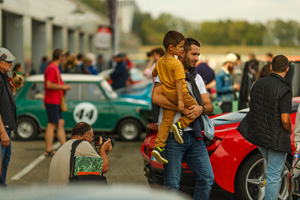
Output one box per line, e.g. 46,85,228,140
178,100,184,112
281,113,292,134
9,82,16,94
295,141,300,150
63,84,72,91
99,136,112,155
233,83,240,91
183,105,203,120
0,130,10,147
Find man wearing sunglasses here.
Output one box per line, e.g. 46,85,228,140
0,47,16,186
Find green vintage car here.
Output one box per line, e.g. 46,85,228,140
15,74,151,141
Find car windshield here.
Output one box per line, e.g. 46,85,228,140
212,109,249,126
129,68,147,82
116,80,151,95
100,80,118,99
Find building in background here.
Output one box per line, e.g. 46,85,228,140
116,0,139,53
0,0,109,74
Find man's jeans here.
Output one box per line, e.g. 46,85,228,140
164,131,214,200
258,147,287,200
0,130,12,186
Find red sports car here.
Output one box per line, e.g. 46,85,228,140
141,103,298,199
141,60,300,200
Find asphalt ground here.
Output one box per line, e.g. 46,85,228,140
5,132,220,200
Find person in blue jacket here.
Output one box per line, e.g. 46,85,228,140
108,54,128,90
216,53,240,113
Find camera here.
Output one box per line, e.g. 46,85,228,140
146,51,152,58
93,136,115,148
102,137,115,147
92,136,115,154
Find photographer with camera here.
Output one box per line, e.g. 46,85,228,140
143,48,165,79
48,122,112,185
143,48,165,123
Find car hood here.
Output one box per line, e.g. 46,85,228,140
213,122,241,140
211,108,249,139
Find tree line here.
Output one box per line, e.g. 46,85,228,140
80,0,300,47
132,12,300,47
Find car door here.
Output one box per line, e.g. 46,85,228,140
19,81,48,129
63,82,114,131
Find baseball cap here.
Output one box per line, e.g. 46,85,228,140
223,53,237,63
0,48,16,62
114,53,123,58
85,52,96,61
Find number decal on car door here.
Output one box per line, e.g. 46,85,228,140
73,102,98,125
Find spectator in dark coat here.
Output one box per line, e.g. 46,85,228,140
196,60,215,93
107,54,128,90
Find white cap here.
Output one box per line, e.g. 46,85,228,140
223,53,237,63
85,52,96,61
0,48,16,62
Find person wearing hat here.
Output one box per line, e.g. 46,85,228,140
83,53,98,75
215,53,241,113
106,53,128,90
0,47,17,186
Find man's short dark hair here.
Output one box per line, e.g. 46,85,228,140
163,30,185,51
12,63,21,72
77,53,84,60
53,49,63,60
249,53,256,60
71,122,92,137
266,53,273,58
272,55,289,72
183,38,200,53
235,53,241,60
152,48,165,57
42,56,48,62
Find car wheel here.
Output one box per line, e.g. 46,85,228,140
117,119,141,141
15,117,39,140
235,153,290,200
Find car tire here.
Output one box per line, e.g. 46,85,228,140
234,153,290,200
117,119,141,141
15,117,39,140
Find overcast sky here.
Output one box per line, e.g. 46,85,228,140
135,0,300,23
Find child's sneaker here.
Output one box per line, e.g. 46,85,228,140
171,122,184,144
151,146,168,164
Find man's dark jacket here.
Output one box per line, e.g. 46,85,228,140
0,71,16,130
110,61,128,90
237,73,292,153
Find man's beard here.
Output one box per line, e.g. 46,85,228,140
182,58,192,71
228,65,234,73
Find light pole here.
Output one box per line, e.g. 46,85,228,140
108,0,118,54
